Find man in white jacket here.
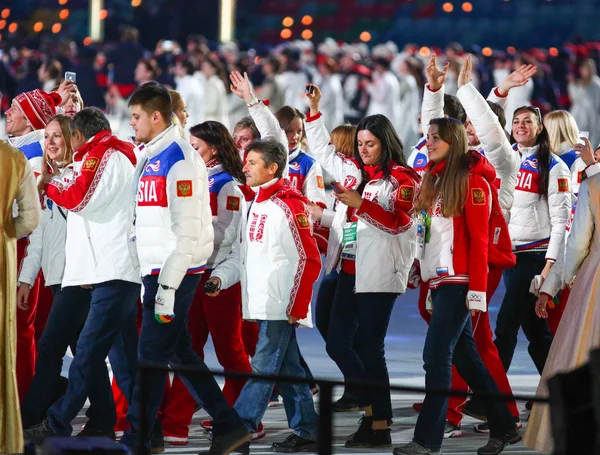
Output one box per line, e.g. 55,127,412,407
206,139,322,453
119,82,251,454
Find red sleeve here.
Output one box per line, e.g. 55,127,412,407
493,87,508,98
275,197,322,320
355,171,416,235
44,146,110,213
464,174,491,293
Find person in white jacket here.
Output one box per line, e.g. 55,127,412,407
306,85,419,448
568,58,600,149
493,105,571,380
366,58,402,136
18,115,113,436
116,82,250,454
201,59,229,129
24,107,142,444
174,58,205,129
206,139,322,453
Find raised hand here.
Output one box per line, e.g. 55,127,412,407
425,54,449,91
457,54,473,89
305,84,322,116
229,71,255,104
497,64,537,96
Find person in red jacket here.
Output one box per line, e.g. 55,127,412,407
394,118,519,455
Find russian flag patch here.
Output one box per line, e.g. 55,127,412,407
436,267,449,276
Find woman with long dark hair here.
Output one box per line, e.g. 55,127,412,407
305,85,419,448
161,121,260,445
394,118,519,455
493,106,571,377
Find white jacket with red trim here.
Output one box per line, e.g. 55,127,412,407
305,112,419,294
211,178,321,327
420,152,495,311
457,83,520,218
509,144,572,261
207,161,246,268
18,176,69,287
134,124,214,289
44,130,141,286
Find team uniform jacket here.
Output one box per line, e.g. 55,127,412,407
206,160,246,268
305,112,419,294
8,129,44,176
539,163,600,297
44,130,141,286
135,124,214,289
211,178,321,327
420,152,495,311
554,142,588,197
457,83,520,218
509,144,571,261
18,175,69,287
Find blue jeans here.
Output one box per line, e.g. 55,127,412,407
414,283,515,451
122,274,241,447
495,251,552,374
235,320,318,441
21,285,115,429
47,280,140,436
325,271,396,420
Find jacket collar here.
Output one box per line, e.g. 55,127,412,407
254,178,284,203
73,130,113,162
517,144,539,159
206,158,224,176
143,124,179,159
556,141,573,155
288,147,301,161
7,128,44,149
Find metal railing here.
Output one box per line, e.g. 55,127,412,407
137,363,551,455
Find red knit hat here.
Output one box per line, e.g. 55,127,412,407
13,89,62,131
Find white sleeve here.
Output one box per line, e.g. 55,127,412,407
248,101,289,178
421,85,445,133
304,114,362,185
14,160,42,240
365,76,388,104
159,157,211,289
18,210,45,285
571,158,587,196
302,161,327,204
214,181,245,255
585,163,600,179
539,241,565,298
211,217,242,290
486,87,508,109
562,178,594,284
546,163,573,261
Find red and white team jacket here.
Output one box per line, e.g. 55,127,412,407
45,130,141,286
18,171,69,287
420,152,495,311
135,124,214,289
212,178,321,327
305,112,419,294
509,144,571,261
206,160,246,268
457,83,520,218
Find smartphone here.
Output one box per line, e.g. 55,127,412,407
577,131,589,146
203,280,220,294
64,71,76,84
331,182,345,193
305,84,314,95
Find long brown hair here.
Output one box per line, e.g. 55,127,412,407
415,118,469,217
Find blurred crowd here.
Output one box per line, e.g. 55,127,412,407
2,28,600,147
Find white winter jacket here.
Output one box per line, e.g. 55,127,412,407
18,179,69,287
44,130,141,286
509,144,572,261
305,113,418,294
134,124,214,289
212,178,322,327
457,83,520,218
207,162,246,268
